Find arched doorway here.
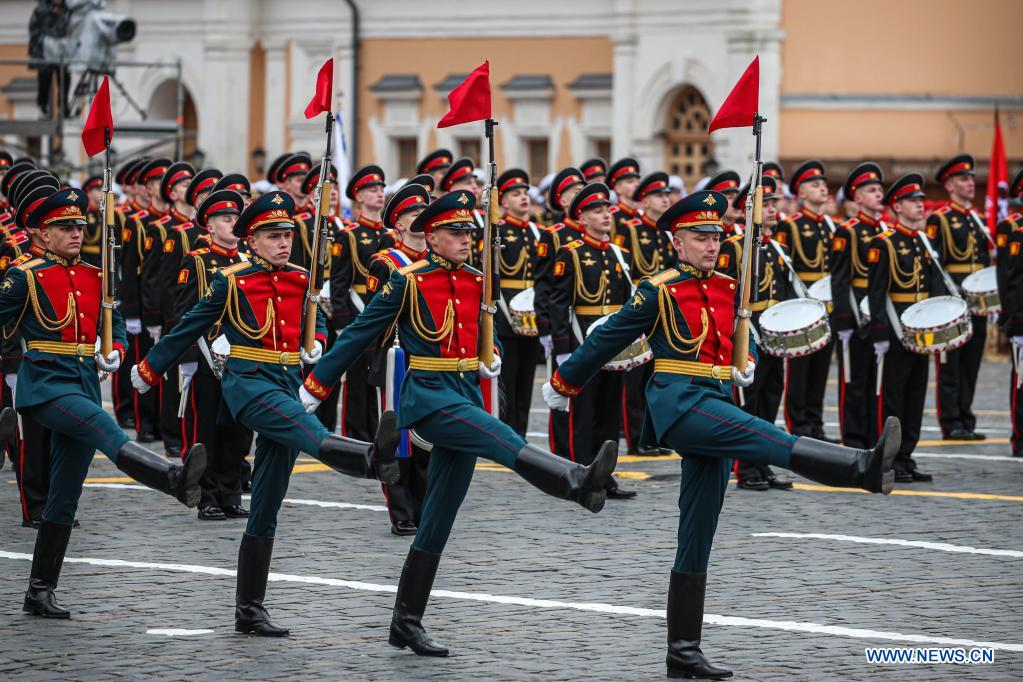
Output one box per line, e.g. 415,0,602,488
146,79,198,160
662,85,713,190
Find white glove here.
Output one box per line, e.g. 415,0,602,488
126,318,142,335
146,325,162,342
94,349,121,373
478,354,502,378
300,341,323,366
4,374,16,392
731,361,756,388
542,381,569,412
539,335,553,359
837,329,853,345
1012,336,1023,349
299,384,321,413
180,361,198,380
130,364,152,394
555,353,570,367
873,341,890,360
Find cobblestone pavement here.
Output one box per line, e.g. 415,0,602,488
0,358,1020,680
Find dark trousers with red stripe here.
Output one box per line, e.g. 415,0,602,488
1011,358,1023,456
784,338,834,438
340,350,378,442
497,331,539,437
736,352,785,482
14,415,51,523
935,316,986,436
565,369,622,465
382,444,430,526
120,332,159,434
837,332,877,449
622,362,651,453
878,340,928,471
181,362,253,508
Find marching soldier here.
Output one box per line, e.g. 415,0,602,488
535,167,586,457
776,160,834,440
329,164,392,441
831,162,885,449
705,171,744,235
300,188,619,657
580,157,607,184
616,171,675,455
366,181,432,535
494,168,543,436
549,182,636,499
868,173,942,482
0,187,207,619
607,157,642,239
416,149,453,197
996,168,1023,457
133,189,400,636
543,190,900,680
175,189,254,521
80,175,103,266
927,154,992,440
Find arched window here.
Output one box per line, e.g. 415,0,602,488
663,86,713,190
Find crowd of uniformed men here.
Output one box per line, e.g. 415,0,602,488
0,148,1018,533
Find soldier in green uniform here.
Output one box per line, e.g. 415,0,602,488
300,189,619,658
132,190,401,637
926,155,992,441
543,190,901,680
0,187,207,619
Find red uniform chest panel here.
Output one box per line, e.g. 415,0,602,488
669,276,737,365
235,268,308,351
35,262,103,344
414,267,483,358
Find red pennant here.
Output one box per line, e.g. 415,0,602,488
304,58,334,119
81,76,113,157
984,110,1007,239
708,56,760,133
437,61,491,129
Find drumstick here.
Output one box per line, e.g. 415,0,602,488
875,353,884,397
841,336,852,384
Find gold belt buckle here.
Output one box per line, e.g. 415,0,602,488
77,343,91,355
456,358,473,372
279,352,289,365
710,365,726,380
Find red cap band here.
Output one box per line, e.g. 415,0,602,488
143,166,168,182
940,161,972,182
574,190,608,217
891,182,922,203
850,170,880,193
247,208,293,234
353,173,384,191
390,194,427,223
422,156,451,172
709,179,739,192
794,167,823,188
610,166,638,184
499,176,527,194
444,165,473,188
41,204,85,226
167,169,192,188
425,207,474,232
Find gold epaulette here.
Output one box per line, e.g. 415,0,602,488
14,257,43,271
645,268,679,286
189,246,211,256
462,263,483,276
11,253,33,266
284,262,309,274
725,233,743,243
398,259,430,276
932,205,952,216
609,204,620,214
173,221,194,231
563,239,584,251
874,229,895,241
154,215,174,226
712,271,736,281
293,211,312,222
130,209,149,221
219,261,250,277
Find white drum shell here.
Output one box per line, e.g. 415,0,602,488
757,298,832,358
586,314,652,371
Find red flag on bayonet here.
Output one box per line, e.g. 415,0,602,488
304,58,334,119
81,76,113,157
438,61,491,128
708,56,760,133
985,110,1008,237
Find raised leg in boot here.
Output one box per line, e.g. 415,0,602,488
512,441,618,512
389,547,448,656
315,410,400,483
115,441,207,507
788,417,900,494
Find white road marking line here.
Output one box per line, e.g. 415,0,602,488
0,550,1019,653
82,484,387,512
146,628,214,636
752,533,1023,559
913,452,1022,463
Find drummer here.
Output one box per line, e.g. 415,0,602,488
996,167,1023,457
718,176,796,490
494,168,544,437
549,182,636,499
867,173,945,482
926,155,992,441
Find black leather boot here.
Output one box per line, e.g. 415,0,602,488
666,571,732,680
235,533,289,637
389,547,448,656
788,416,900,494
316,410,400,484
115,442,207,507
23,520,73,619
0,406,16,443
512,440,618,513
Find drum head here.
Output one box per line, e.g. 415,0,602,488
759,298,827,334
901,296,967,329
961,266,996,294
807,276,832,302
586,314,611,335
859,296,870,320
509,287,535,312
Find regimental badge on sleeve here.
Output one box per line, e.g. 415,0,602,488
122,227,131,242
997,233,1008,247
178,269,189,284
331,243,342,257
926,224,938,239
163,239,175,253
833,237,846,251
144,236,153,250
1011,242,1021,256
1,277,12,292
380,281,393,299
537,243,548,257
630,291,645,309
717,254,729,269
868,247,880,263
776,232,787,245
366,274,379,292
553,261,565,276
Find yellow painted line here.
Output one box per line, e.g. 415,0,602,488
792,482,1023,502
615,471,651,480
916,438,1008,447
619,453,680,463
84,476,134,483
